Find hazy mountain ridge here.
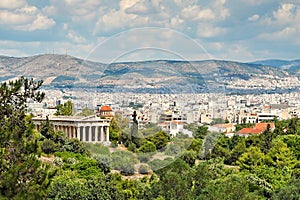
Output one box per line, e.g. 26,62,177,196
252,59,300,74
0,54,298,93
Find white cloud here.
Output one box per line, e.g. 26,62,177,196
258,27,297,41
67,30,86,43
197,24,226,38
181,5,201,19
273,3,296,23
0,0,26,9
0,5,55,31
27,15,55,31
119,0,139,11
248,14,259,21
263,3,300,26
181,5,221,21
43,5,57,16
0,10,33,25
213,0,230,20
197,9,216,20
125,0,156,15
169,15,184,27
94,9,149,34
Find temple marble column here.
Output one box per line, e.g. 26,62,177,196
106,126,109,142
100,126,104,142
95,126,99,142
77,127,81,141
89,126,92,142
82,126,86,142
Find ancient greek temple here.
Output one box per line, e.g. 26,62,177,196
32,115,111,145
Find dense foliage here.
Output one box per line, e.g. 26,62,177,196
54,100,74,116
0,78,299,199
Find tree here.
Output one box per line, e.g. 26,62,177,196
226,139,246,165
286,117,299,135
54,100,74,116
109,117,121,142
181,150,197,167
130,111,143,147
202,132,220,159
265,140,296,168
280,135,300,160
0,77,50,199
272,176,300,200
197,174,261,200
152,159,192,200
237,146,265,171
139,141,156,153
187,138,203,153
114,112,130,130
193,125,208,139
260,124,274,153
149,131,170,150
77,107,94,116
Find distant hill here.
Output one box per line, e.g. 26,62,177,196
0,54,298,94
252,59,300,75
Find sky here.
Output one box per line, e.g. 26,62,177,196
0,0,300,63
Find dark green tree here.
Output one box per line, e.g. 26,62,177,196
54,100,74,116
181,150,197,167
193,125,208,139
148,131,170,150
260,124,273,154
130,111,143,147
0,77,51,199
139,141,156,153
287,117,299,135
109,117,121,142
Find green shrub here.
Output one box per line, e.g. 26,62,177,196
139,164,151,174
120,162,135,176
66,157,76,165
53,157,63,166
137,154,150,163
42,139,57,154
139,141,156,153
128,142,137,152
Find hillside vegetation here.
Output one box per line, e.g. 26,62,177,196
0,77,299,199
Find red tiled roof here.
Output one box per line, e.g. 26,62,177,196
100,105,112,111
237,123,275,135
254,123,275,130
238,128,264,135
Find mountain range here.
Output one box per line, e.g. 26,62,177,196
0,54,299,94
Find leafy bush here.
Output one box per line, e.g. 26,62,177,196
165,143,184,156
42,139,57,154
128,142,137,152
85,143,110,156
139,164,151,174
54,152,84,161
139,141,156,153
137,154,150,163
111,151,137,175
66,157,76,165
95,155,111,173
53,157,63,166
110,140,118,148
120,162,135,176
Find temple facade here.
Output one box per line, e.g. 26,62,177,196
33,115,111,145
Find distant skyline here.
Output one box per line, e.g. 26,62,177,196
0,0,300,63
